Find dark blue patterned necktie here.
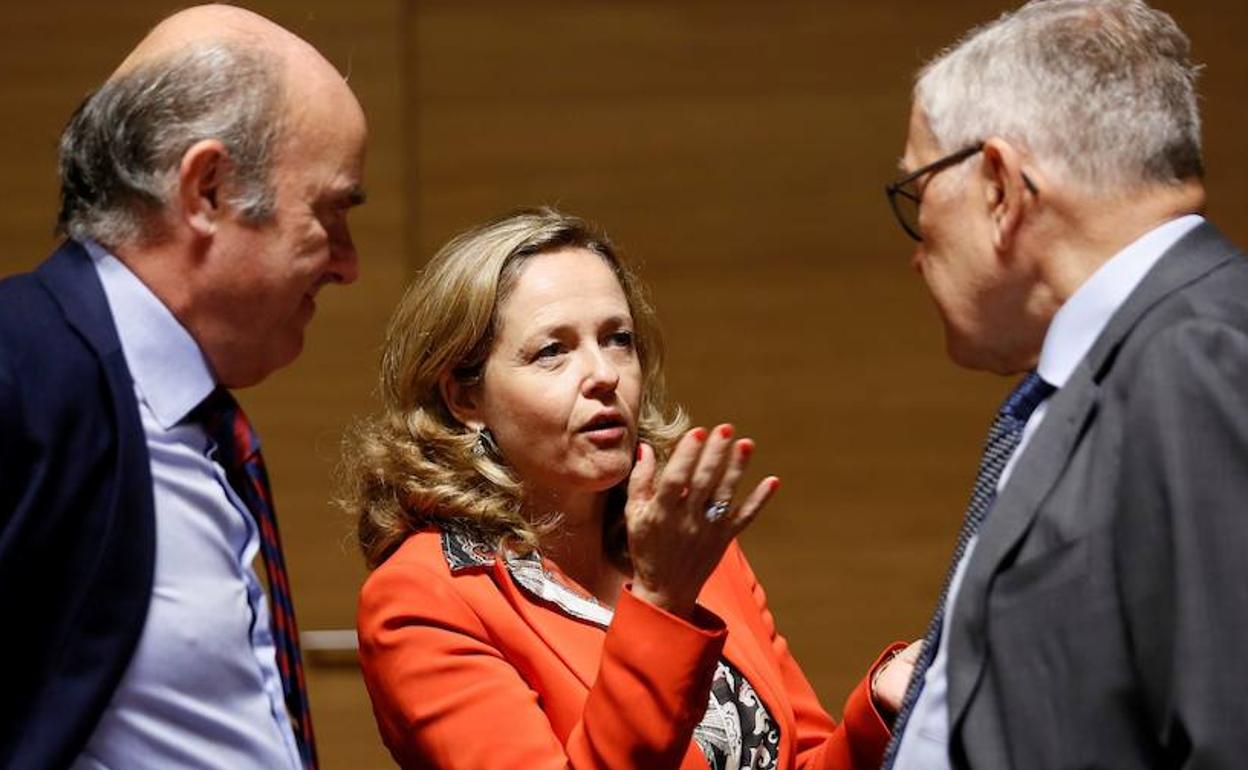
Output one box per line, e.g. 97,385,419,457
196,389,318,770
882,371,1056,768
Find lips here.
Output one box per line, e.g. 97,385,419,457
578,412,628,444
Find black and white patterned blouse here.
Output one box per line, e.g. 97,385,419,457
441,529,781,769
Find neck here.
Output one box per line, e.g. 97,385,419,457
1035,178,1204,304
112,234,198,332
980,178,1205,374
526,487,625,605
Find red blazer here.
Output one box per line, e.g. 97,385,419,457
358,529,896,770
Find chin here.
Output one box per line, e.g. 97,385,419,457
274,331,306,369
943,323,993,372
945,336,981,370
587,460,633,491
945,330,1029,375
245,343,304,387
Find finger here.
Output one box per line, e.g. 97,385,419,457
687,424,736,510
708,438,755,507
626,442,657,514
728,476,780,535
654,427,708,509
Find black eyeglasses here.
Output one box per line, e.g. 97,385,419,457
885,143,984,242
885,143,1039,242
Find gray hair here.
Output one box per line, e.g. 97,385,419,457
916,0,1203,192
56,42,284,247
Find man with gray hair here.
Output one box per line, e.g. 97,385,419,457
880,1,1248,767
0,6,366,769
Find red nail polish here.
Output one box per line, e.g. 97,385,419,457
737,439,755,457
636,444,644,461
718,424,734,439
691,427,708,442
768,477,781,492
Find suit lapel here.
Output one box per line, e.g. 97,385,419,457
945,363,1099,730
36,240,125,361
946,221,1244,733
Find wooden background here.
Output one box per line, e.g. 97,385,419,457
2,2,1245,767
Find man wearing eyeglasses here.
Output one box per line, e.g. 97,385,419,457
880,2,1248,769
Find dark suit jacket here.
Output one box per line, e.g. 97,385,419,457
947,222,1248,768
0,241,156,770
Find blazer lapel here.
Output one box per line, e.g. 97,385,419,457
491,557,609,690
946,221,1244,733
708,582,787,736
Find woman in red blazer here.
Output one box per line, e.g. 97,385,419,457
346,208,916,770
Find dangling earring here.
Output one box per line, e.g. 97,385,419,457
472,427,500,457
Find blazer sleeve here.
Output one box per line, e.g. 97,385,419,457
727,544,896,770
1114,319,1248,766
357,559,726,770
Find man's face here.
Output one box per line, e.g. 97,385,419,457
901,104,1027,373
205,84,368,387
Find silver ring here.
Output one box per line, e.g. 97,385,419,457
704,499,732,522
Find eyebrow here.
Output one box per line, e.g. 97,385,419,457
516,314,634,345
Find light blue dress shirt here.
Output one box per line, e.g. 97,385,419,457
72,243,302,770
892,214,1205,769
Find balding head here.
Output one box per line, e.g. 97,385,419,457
117,5,301,72
56,3,360,248
114,4,341,96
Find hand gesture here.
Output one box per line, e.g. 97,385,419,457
625,424,779,619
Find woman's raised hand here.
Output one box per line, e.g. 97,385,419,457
625,424,780,619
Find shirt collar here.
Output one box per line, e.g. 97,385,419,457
440,527,615,627
85,240,216,429
1037,214,1204,388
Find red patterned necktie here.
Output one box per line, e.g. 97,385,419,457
196,388,318,770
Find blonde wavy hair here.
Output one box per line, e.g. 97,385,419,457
342,208,688,569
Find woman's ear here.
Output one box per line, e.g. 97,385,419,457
439,371,484,430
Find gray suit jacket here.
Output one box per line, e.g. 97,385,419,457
946,222,1248,769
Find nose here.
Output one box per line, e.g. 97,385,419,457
329,237,360,285
581,347,620,398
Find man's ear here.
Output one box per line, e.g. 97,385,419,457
439,371,485,431
981,137,1033,254
177,139,230,237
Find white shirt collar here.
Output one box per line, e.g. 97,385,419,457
1036,214,1204,388
85,240,216,429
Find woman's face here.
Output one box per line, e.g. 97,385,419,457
472,247,643,501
